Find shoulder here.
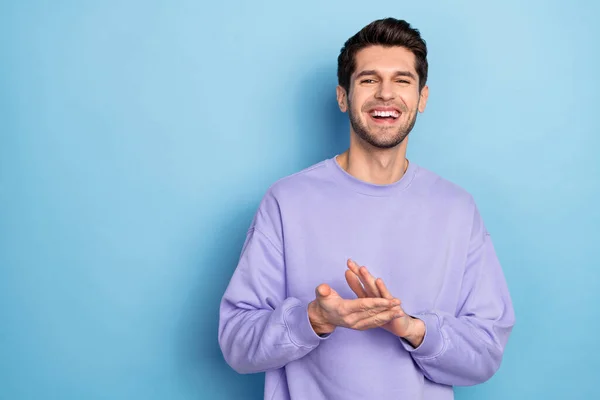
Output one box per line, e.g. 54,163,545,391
253,158,333,213
266,159,331,199
413,164,491,238
410,163,483,233
250,158,330,228
413,164,475,205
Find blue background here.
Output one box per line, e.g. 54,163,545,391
1,1,599,399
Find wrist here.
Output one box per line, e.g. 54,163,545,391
402,317,426,348
308,300,335,336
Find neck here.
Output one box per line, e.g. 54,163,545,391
336,135,409,185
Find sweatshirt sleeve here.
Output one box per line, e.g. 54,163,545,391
218,190,327,374
399,200,516,386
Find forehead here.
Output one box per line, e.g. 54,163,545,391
353,45,417,76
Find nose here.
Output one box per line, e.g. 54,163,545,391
375,80,395,101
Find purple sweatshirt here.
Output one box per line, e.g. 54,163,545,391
218,155,515,399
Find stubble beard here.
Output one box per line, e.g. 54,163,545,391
348,99,418,149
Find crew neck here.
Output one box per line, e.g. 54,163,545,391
327,154,418,197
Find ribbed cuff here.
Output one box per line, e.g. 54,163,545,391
400,313,445,358
283,303,330,348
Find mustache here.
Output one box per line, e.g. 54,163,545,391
362,102,409,112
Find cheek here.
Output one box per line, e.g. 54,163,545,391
349,89,372,111
402,91,422,110
347,97,360,114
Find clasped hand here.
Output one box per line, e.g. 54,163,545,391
308,259,424,345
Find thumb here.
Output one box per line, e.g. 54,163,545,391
315,283,332,298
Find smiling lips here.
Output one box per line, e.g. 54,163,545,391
368,107,401,123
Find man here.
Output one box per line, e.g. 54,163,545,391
218,17,515,400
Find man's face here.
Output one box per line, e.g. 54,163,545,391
337,45,429,149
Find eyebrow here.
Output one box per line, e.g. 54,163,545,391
355,70,417,80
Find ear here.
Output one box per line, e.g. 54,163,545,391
418,85,429,113
336,85,348,112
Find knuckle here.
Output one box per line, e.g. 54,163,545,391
343,315,355,327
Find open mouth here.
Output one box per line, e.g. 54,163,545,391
369,109,400,124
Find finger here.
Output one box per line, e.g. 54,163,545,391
346,259,369,295
375,277,395,300
391,304,406,318
347,259,380,297
345,269,367,298
348,259,381,297
351,308,403,330
315,283,331,299
343,296,400,314
344,304,398,324
347,259,361,275
358,266,381,297
344,303,404,326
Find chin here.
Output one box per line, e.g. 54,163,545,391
363,135,406,149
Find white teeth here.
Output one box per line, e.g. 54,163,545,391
371,110,399,118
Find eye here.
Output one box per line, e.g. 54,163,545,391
361,79,376,84
396,80,411,84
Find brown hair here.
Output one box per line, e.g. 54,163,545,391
337,18,428,92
